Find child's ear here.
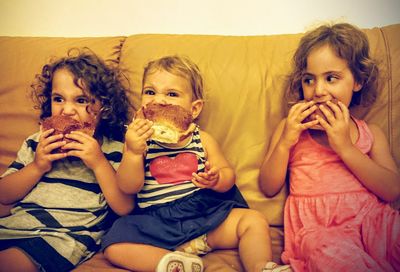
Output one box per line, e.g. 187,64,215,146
353,82,363,92
191,99,204,119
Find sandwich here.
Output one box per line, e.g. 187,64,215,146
41,115,95,152
135,103,196,144
303,98,339,130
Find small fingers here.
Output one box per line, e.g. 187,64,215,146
289,101,317,123
300,104,318,122
289,100,314,113
45,140,67,154
337,100,350,120
40,131,63,145
48,152,68,161
302,119,319,129
325,100,342,119
40,128,55,138
315,114,329,130
191,173,207,188
130,119,153,135
318,104,335,123
65,131,94,144
205,166,218,177
39,134,65,153
65,150,81,159
62,141,82,152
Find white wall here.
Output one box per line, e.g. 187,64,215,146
0,0,399,37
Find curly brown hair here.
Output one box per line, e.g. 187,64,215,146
286,23,379,108
32,47,131,141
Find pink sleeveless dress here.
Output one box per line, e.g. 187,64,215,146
282,118,400,272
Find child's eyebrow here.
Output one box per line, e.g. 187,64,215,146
51,91,63,96
76,94,90,98
303,68,345,77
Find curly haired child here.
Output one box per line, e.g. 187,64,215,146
0,48,135,272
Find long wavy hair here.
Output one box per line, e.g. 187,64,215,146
32,47,131,141
286,23,379,108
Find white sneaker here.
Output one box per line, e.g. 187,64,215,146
156,251,204,272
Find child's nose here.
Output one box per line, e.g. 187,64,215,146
153,95,167,104
62,103,77,115
314,81,328,97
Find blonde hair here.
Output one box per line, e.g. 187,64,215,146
142,55,204,101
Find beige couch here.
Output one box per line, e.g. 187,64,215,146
0,24,399,271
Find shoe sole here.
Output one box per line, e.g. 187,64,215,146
157,251,203,272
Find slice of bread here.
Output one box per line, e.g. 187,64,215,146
41,115,95,152
136,103,196,144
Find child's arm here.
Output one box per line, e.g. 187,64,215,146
259,101,318,197
319,101,400,202
115,119,154,194
336,124,400,202
0,129,67,204
259,119,291,197
192,131,235,192
64,131,135,215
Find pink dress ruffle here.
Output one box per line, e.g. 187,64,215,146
282,118,400,272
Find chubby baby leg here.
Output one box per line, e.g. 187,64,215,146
206,208,274,272
104,242,170,271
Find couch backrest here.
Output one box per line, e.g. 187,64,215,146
0,24,399,225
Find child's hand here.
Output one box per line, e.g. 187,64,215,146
34,129,67,173
125,118,154,155
282,101,318,147
316,100,353,153
192,161,219,189
63,131,104,170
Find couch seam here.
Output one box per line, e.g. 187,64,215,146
117,36,128,66
379,27,392,151
107,36,127,68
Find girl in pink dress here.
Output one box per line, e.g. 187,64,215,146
259,23,400,272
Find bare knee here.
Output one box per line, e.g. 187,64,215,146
103,244,123,263
0,248,38,272
237,209,270,235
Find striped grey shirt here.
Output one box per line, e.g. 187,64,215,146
0,132,123,266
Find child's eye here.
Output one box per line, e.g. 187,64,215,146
52,96,63,103
77,97,90,104
302,77,314,85
143,89,155,95
167,91,179,97
327,75,338,83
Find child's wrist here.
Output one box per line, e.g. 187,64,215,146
336,144,357,160
30,161,50,177
277,138,294,151
126,149,145,158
